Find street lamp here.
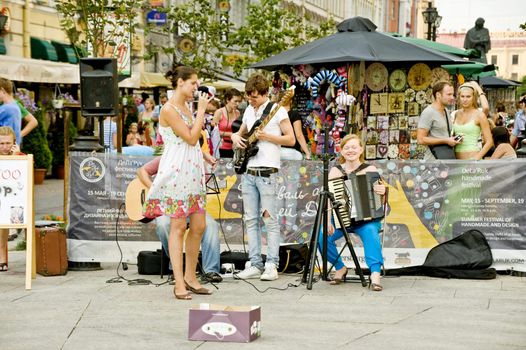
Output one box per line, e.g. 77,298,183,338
432,15,442,41
422,2,438,41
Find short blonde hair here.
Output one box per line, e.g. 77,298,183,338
338,134,364,164
0,126,16,141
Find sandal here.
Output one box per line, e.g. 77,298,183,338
0,263,7,272
173,288,192,300
329,267,347,285
369,282,383,292
185,280,212,295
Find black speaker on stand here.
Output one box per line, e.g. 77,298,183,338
70,58,118,153
69,58,119,271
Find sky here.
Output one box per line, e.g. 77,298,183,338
434,0,525,33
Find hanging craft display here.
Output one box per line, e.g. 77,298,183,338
388,93,405,114
389,69,407,91
431,67,450,86
407,63,432,91
369,93,388,114
365,62,388,91
309,69,344,97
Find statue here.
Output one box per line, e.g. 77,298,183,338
464,18,491,63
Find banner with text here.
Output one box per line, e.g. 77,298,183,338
68,152,526,271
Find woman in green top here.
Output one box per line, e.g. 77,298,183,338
452,81,493,160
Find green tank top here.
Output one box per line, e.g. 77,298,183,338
452,119,481,152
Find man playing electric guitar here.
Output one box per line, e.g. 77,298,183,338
230,74,295,281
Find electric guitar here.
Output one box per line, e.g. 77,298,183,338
233,86,295,174
125,178,154,223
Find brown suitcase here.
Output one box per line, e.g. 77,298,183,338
35,227,68,276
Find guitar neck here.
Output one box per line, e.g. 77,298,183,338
247,103,281,144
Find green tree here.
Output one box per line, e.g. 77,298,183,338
55,0,140,62
520,22,526,31
517,75,526,97
225,0,337,76
22,108,52,170
145,0,229,80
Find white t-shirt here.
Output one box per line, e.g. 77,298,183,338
242,99,289,169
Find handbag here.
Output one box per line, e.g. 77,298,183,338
429,109,456,159
278,243,309,273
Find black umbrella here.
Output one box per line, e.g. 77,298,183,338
252,17,469,70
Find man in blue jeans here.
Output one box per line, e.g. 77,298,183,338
137,157,222,283
230,74,295,281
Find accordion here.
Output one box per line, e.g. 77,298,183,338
328,172,385,228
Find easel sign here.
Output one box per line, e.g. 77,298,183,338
0,155,35,290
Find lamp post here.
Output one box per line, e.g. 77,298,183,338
422,2,438,41
432,15,442,41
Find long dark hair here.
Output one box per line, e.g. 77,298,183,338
164,64,196,89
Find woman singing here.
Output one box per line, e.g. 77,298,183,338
452,81,493,160
143,65,212,300
318,134,386,291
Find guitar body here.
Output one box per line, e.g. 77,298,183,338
125,178,154,223
233,119,262,174
232,86,296,175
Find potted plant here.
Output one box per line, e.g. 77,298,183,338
50,110,77,179
21,108,53,184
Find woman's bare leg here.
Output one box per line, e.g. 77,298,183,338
184,212,206,288
168,218,188,296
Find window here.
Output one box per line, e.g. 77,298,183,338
511,73,518,81
512,55,519,65
491,55,497,65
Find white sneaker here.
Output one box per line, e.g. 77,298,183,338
260,263,278,281
235,265,262,279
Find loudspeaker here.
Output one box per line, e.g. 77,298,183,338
80,58,118,117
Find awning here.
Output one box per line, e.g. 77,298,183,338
0,55,79,84
30,37,58,61
142,71,171,87
51,41,78,64
480,76,520,88
392,35,479,59
442,62,496,78
206,80,245,91
0,37,6,55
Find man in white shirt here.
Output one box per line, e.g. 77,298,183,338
231,74,295,281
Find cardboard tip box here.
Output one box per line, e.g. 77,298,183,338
188,303,261,343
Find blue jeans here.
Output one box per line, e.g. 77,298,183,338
318,219,383,273
155,213,220,273
242,173,281,269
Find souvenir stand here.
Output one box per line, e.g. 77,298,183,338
254,17,469,160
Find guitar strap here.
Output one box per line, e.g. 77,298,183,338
260,101,275,122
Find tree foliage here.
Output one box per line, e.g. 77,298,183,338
22,108,52,170
56,0,338,79
224,0,337,76
55,0,140,60
145,0,230,80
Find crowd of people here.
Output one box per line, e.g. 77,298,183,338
2,66,525,299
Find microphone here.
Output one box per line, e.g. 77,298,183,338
194,86,209,100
